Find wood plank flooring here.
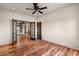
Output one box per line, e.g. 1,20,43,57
0,40,79,56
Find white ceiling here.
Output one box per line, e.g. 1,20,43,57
0,3,70,17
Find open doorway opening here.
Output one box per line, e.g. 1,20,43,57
37,22,42,39
12,19,35,45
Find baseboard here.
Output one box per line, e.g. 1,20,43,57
0,43,11,47
43,39,79,51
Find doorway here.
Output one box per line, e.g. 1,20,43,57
37,22,42,39
12,19,35,44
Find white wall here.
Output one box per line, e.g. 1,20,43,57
0,9,37,45
38,4,79,50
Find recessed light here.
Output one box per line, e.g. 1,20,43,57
12,8,15,10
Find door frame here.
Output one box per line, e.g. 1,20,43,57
12,19,35,44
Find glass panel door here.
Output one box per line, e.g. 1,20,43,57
30,22,35,40
12,19,17,44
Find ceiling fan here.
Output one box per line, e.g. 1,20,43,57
25,3,47,14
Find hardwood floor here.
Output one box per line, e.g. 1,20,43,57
0,40,79,56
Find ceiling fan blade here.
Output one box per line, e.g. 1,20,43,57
39,7,47,10
32,11,37,14
38,11,43,14
25,8,34,10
